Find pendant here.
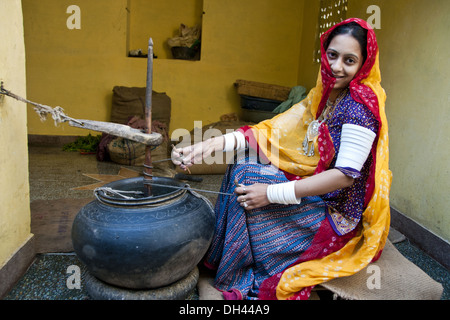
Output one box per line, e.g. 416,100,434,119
302,134,309,154
303,120,322,156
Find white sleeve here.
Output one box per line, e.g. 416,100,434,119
222,131,248,152
335,123,376,172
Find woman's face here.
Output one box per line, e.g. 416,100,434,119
326,34,364,90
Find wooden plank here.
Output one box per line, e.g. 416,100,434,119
68,119,162,146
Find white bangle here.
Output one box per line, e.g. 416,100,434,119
267,181,301,205
222,131,248,152
335,124,376,172
235,131,247,150
223,132,236,152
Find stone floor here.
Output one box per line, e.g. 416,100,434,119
3,145,449,300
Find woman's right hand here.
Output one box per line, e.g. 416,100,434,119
171,137,224,170
171,143,200,171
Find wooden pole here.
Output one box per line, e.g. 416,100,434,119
144,38,154,196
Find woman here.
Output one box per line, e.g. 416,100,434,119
173,18,391,300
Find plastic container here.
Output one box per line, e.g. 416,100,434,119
240,95,280,111
241,109,276,123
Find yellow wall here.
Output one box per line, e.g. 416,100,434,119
296,0,320,91
346,0,450,241
23,0,306,138
0,0,32,268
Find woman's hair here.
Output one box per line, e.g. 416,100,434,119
325,21,368,64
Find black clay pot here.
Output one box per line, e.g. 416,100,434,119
71,176,215,289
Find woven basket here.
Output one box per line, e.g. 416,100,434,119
234,79,291,102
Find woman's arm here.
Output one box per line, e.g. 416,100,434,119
172,131,248,170
294,168,354,197
235,169,353,210
172,136,225,170
235,123,376,210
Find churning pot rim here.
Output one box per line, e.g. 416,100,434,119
94,176,187,206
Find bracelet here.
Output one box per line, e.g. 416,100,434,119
223,131,248,152
223,132,235,152
266,181,301,205
335,124,376,172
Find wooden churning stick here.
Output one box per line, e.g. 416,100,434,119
143,38,154,195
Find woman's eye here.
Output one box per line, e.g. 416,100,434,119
327,51,337,59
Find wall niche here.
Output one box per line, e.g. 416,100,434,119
127,0,203,60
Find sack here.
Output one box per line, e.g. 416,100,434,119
108,121,170,167
104,86,172,167
107,137,146,166
110,86,171,129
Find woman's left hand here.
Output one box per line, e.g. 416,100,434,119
235,182,270,210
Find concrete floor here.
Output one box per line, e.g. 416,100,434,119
3,145,449,300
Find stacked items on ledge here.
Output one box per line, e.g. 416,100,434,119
234,79,307,122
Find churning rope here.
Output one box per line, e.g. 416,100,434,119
0,82,83,126
94,187,145,200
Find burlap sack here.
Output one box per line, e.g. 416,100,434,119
167,24,201,48
107,86,172,168
108,137,169,165
107,137,146,166
110,86,171,127
319,240,444,300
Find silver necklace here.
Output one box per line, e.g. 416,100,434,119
302,89,348,157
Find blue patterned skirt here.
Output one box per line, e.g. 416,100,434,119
204,153,327,299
